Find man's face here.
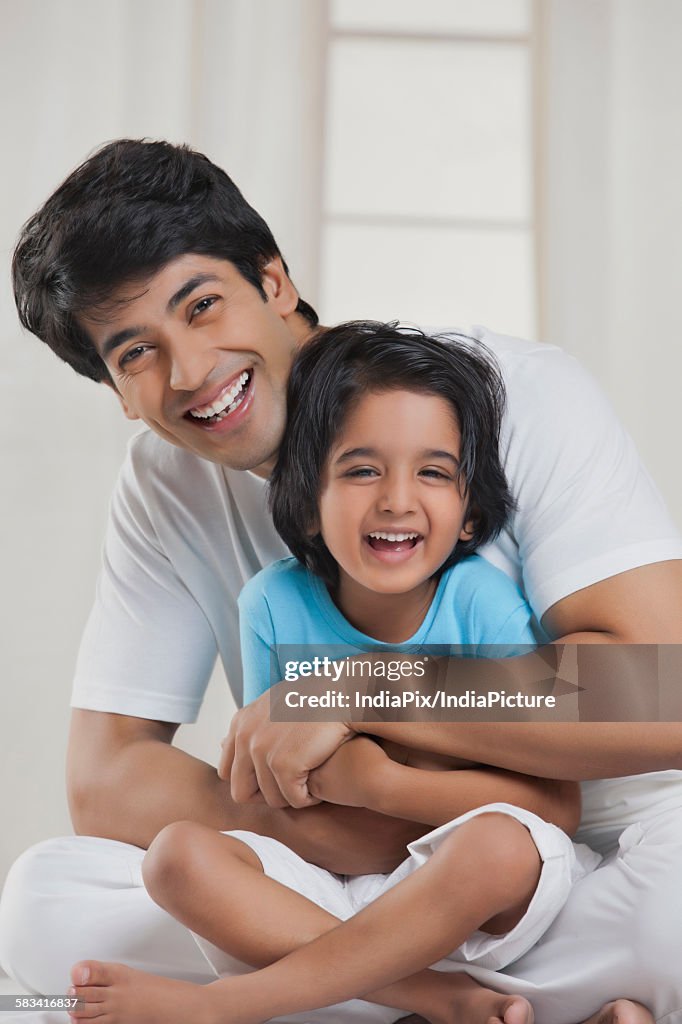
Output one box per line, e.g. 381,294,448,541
83,254,311,475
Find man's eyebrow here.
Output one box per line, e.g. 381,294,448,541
100,274,223,358
101,326,147,359
167,273,222,312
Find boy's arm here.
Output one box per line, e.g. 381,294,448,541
308,736,581,835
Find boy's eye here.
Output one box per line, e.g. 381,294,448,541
344,467,379,478
420,468,452,480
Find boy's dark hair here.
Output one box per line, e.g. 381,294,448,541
12,139,318,384
269,321,514,588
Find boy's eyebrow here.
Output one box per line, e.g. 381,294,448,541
334,447,378,464
422,449,460,466
334,447,460,466
100,273,222,358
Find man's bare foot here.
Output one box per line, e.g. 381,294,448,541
420,972,533,1024
581,1000,654,1024
67,961,224,1024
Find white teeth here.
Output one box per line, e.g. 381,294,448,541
189,372,250,420
368,532,420,542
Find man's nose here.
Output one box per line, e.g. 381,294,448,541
168,336,217,392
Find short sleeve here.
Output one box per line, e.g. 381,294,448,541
238,576,278,705
70,439,218,723
503,346,682,618
460,561,537,654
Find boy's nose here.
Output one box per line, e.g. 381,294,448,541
377,475,417,516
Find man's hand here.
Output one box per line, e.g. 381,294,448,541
219,688,353,808
308,737,391,808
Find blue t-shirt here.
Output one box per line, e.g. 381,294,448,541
239,555,536,703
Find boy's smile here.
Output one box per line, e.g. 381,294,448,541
318,389,474,639
81,254,311,475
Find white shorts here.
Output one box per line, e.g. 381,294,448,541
195,801,601,978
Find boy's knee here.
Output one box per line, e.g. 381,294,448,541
142,820,205,902
436,812,541,895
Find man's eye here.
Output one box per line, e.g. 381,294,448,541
119,345,149,368
191,296,216,319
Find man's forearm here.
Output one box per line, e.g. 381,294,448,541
70,732,423,873
349,644,682,779
351,720,682,780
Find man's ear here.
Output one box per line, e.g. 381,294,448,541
261,257,300,317
103,379,140,421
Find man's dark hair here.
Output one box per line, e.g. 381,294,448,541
12,139,318,383
269,321,514,588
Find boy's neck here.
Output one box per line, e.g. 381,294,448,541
333,573,439,644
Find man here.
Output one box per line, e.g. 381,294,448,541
2,138,682,1024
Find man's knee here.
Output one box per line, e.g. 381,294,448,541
0,840,66,990
617,815,682,990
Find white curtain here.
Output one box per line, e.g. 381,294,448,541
0,0,324,888
541,0,682,522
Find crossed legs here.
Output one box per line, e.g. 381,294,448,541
67,813,542,1024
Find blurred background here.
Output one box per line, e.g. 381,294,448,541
2,0,682,909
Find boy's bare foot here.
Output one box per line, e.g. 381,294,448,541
67,961,222,1024
581,1000,654,1024
420,972,533,1024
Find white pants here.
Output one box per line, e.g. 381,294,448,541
2,787,682,1024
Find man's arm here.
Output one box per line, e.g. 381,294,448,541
67,708,424,874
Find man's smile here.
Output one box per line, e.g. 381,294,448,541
182,368,255,432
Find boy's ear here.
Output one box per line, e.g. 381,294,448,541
459,511,478,542
102,379,140,421
306,515,321,538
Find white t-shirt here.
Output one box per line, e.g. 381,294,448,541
71,327,682,827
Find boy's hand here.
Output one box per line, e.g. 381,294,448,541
308,737,390,808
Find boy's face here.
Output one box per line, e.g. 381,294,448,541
318,388,474,600
82,254,311,475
